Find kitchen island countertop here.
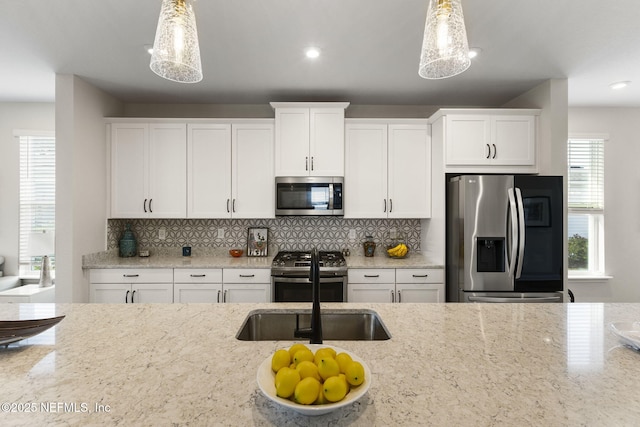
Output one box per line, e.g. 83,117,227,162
2,302,640,426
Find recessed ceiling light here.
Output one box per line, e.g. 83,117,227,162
609,81,631,90
468,48,482,59
305,47,320,59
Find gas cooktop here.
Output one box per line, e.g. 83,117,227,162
271,250,347,277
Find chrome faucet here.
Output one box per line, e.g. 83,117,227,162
294,247,323,344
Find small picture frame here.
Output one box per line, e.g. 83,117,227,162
247,227,269,257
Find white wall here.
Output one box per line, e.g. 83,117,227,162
0,103,55,276
568,107,640,302
55,75,123,302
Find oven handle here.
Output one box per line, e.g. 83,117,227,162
272,276,346,284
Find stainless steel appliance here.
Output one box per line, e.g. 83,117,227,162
447,175,563,303
271,250,347,302
275,177,343,216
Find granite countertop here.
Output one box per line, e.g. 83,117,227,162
2,302,640,426
82,249,443,269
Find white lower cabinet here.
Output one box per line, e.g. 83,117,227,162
221,268,271,303
348,268,444,303
90,269,174,303
174,268,223,303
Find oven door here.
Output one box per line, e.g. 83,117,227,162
272,276,346,302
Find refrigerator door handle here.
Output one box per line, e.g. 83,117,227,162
468,295,562,303
515,187,526,279
507,188,519,277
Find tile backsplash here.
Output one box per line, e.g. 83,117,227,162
107,218,421,255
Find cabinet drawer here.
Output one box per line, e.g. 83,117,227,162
395,268,444,284
90,268,173,283
174,268,223,283
223,268,270,283
348,269,395,284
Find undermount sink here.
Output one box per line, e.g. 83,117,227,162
235,309,391,341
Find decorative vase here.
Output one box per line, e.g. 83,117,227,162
119,223,137,257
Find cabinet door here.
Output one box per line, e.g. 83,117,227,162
445,115,491,166
347,283,395,303
111,123,148,218
187,124,232,218
132,283,174,303
148,124,187,218
491,115,536,166
344,123,388,218
90,283,131,303
388,124,431,218
274,108,309,176
309,108,345,176
174,283,222,303
232,123,275,218
222,283,270,303
396,283,444,303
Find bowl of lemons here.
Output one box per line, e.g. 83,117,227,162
257,343,371,416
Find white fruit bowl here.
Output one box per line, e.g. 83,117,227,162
256,344,372,416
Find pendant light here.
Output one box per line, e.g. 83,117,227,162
150,0,203,83
418,0,470,79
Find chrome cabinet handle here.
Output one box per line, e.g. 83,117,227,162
123,274,139,277
125,290,130,303
364,274,380,278
149,198,153,213
217,290,221,303
397,290,401,303
226,199,230,213
239,274,255,278
131,290,136,303
232,199,236,213
389,199,393,213
486,144,491,159
190,274,206,277
492,144,497,159
305,156,309,171
311,156,314,171
391,290,395,303
223,289,228,303
383,199,387,212
143,199,148,213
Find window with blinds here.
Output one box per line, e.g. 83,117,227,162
568,138,604,211
18,134,56,273
567,136,605,274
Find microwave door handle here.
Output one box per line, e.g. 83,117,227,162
328,184,334,210
515,188,526,279
507,188,518,277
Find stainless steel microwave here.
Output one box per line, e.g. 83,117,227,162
275,177,344,216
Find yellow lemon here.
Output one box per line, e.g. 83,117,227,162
292,349,314,367
338,373,350,390
271,349,291,373
323,375,348,402
317,356,340,381
335,352,353,374
294,377,321,405
314,385,328,405
313,348,335,365
288,343,309,360
274,367,300,399
345,361,365,386
296,360,321,381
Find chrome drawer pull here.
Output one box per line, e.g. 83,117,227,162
364,274,380,278
190,274,206,277
123,274,139,278
239,274,255,278
412,274,429,278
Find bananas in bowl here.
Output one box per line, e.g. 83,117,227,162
386,243,409,258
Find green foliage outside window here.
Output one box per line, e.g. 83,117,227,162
568,234,588,270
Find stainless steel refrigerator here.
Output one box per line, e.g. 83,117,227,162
446,175,563,302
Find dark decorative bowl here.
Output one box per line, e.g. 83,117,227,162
229,249,244,257
0,315,65,346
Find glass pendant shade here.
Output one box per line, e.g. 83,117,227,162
418,0,471,79
150,0,203,83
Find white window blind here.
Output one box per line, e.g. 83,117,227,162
568,138,604,210
18,134,56,272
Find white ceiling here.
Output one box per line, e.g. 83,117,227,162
1,0,639,107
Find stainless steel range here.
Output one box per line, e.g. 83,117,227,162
271,251,347,302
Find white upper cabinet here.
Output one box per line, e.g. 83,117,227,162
429,109,539,173
187,121,274,219
272,102,349,177
345,120,431,218
110,122,187,218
